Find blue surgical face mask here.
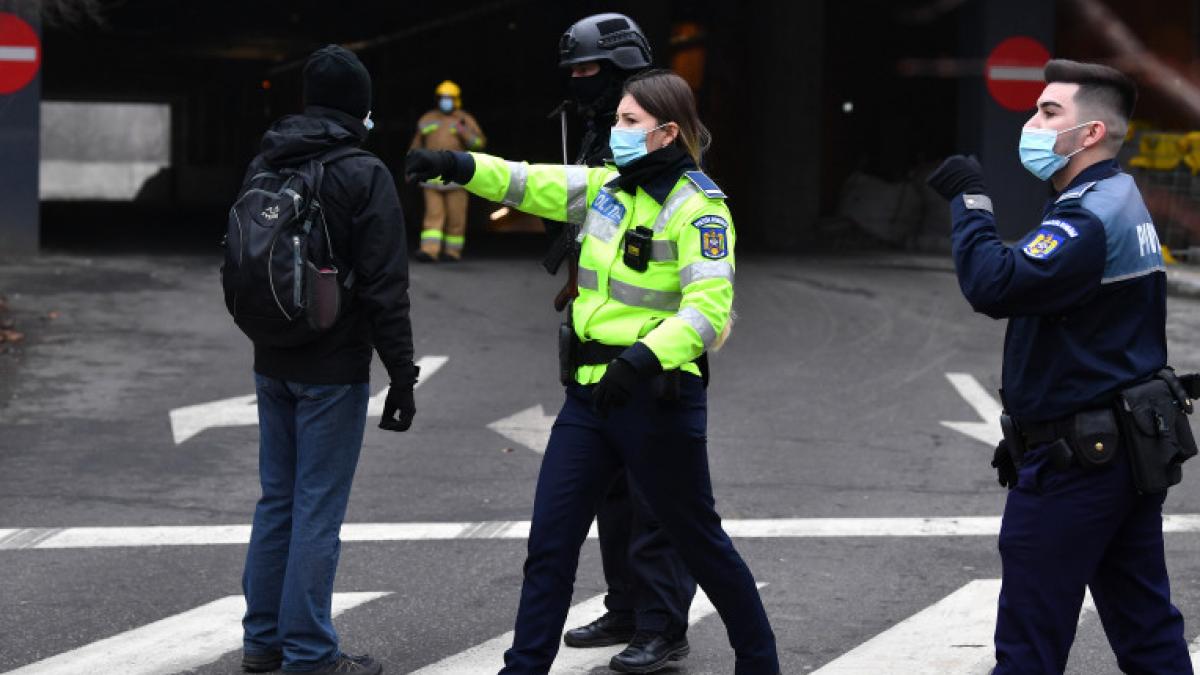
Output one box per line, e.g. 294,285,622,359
438,97,454,113
1018,121,1094,181
609,122,669,167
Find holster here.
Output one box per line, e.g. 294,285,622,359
1115,369,1200,494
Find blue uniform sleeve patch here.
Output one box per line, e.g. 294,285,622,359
1022,228,1066,260
684,171,726,199
590,189,626,224
694,214,729,259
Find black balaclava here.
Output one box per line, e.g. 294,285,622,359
568,62,627,118
302,44,372,119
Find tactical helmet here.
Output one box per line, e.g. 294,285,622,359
558,13,652,72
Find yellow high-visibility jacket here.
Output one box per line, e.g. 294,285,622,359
463,153,735,384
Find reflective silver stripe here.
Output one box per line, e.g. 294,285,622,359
679,260,734,288
650,240,677,261
676,307,718,347
577,266,599,290
565,166,589,225
963,194,993,213
503,162,529,207
652,183,700,232
608,278,681,311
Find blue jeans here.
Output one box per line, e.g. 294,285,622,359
994,442,1191,674
242,374,369,672
501,376,778,675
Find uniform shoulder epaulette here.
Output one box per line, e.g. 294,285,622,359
684,170,726,199
1055,180,1098,203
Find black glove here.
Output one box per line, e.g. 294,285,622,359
404,149,475,184
592,358,638,418
991,439,1017,489
379,363,420,432
591,342,663,417
926,154,985,200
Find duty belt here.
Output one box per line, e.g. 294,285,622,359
574,338,627,366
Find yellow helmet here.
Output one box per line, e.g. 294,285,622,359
435,80,461,109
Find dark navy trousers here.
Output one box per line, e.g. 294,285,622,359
994,442,1192,674
594,463,697,634
500,376,778,675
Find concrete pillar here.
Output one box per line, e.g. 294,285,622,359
0,6,41,255
957,0,1055,240
742,0,824,249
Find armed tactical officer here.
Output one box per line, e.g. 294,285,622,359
550,14,699,673
407,69,779,675
927,59,1196,674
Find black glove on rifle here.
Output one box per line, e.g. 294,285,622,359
926,154,986,201
379,362,420,432
404,149,476,185
591,342,662,418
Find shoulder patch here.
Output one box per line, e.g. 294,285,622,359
1022,228,1066,260
693,215,730,259
590,188,627,224
1040,219,1079,238
684,171,726,199
1055,180,1098,203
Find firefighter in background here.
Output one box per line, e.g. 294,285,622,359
410,80,486,262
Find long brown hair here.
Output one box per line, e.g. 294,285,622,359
623,69,711,165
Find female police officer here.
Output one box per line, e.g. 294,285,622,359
406,69,779,675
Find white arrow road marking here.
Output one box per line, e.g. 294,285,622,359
941,372,1004,446
169,354,448,444
1189,631,1200,669
0,46,38,62
0,592,389,675
487,404,556,453
812,580,1095,674
411,584,764,674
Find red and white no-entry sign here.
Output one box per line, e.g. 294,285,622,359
985,36,1050,112
0,12,40,95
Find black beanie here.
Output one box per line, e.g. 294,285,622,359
302,45,372,118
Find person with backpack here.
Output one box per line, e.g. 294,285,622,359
222,44,416,675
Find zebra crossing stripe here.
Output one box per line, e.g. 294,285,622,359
7,516,1200,550
0,592,389,675
811,580,1096,674
411,584,762,674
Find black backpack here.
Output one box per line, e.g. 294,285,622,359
221,145,366,348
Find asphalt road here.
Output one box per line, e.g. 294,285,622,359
4,250,1200,674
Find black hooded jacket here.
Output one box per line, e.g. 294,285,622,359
244,105,414,385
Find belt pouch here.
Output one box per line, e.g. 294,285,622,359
558,322,576,387
1069,409,1120,469
1117,379,1197,493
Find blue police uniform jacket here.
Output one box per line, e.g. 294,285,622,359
949,159,1167,422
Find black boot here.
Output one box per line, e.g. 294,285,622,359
609,632,689,674
562,610,636,647
241,649,282,672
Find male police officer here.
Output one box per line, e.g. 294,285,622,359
550,14,699,673
927,60,1192,674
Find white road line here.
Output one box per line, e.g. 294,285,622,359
941,372,1004,446
0,46,37,62
1189,631,1200,669
6,516,1200,550
169,354,448,444
1,592,389,675
412,585,759,674
812,580,1095,675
